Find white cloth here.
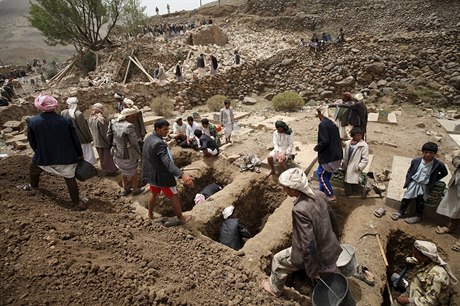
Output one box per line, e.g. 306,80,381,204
66,97,78,119
117,107,138,122
278,168,315,198
272,130,294,156
403,159,433,200
39,163,77,179
206,148,219,156
113,157,138,178
194,194,206,205
220,107,234,138
81,143,96,165
414,240,458,285
436,167,460,219
173,122,186,135
186,122,200,138
222,205,234,219
316,104,329,118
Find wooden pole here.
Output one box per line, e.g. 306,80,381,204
131,55,153,80
129,56,155,82
376,234,388,266
122,57,132,85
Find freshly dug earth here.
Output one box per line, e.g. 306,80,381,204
0,155,293,305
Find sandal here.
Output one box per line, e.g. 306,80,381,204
452,242,460,252
435,226,454,235
374,207,386,218
353,265,375,286
16,183,34,191
131,188,144,196
405,216,421,224
391,212,402,221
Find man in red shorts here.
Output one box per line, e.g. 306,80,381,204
142,118,194,223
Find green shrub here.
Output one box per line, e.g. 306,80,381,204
151,95,174,118
272,91,304,111
207,95,228,112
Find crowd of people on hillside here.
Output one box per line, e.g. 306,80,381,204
149,50,239,85
301,28,345,52
129,16,214,41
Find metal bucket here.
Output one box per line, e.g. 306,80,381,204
312,273,356,306
336,244,357,277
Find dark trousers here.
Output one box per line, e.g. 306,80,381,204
398,195,425,217
30,163,79,204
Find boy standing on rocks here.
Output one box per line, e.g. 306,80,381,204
392,142,448,224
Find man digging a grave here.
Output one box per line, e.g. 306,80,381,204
262,168,341,297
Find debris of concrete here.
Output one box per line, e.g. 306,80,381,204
242,97,257,105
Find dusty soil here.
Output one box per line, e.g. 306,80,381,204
0,154,294,306
1,98,460,305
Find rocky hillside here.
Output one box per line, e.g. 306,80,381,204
246,0,460,34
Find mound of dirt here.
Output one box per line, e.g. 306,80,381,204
0,155,295,305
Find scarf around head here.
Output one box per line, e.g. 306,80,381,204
34,94,58,112
414,240,458,285
278,168,315,198
66,97,78,119
91,103,106,123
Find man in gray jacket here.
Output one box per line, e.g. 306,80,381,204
142,119,194,223
262,168,341,297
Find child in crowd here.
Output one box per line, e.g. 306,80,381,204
342,127,369,197
392,142,448,224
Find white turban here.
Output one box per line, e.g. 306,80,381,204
278,168,315,198
123,98,139,111
222,205,234,220
66,97,78,119
316,104,329,118
92,103,104,113
117,107,138,122
114,93,123,99
353,93,364,101
414,240,458,285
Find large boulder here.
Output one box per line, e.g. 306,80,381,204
335,76,356,88
449,76,460,91
186,25,229,46
364,62,386,75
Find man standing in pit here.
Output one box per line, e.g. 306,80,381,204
262,168,341,296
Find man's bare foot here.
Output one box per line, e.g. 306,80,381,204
148,212,154,220
326,195,337,202
179,214,192,223
261,280,277,297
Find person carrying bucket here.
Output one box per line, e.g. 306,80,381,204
262,168,341,297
